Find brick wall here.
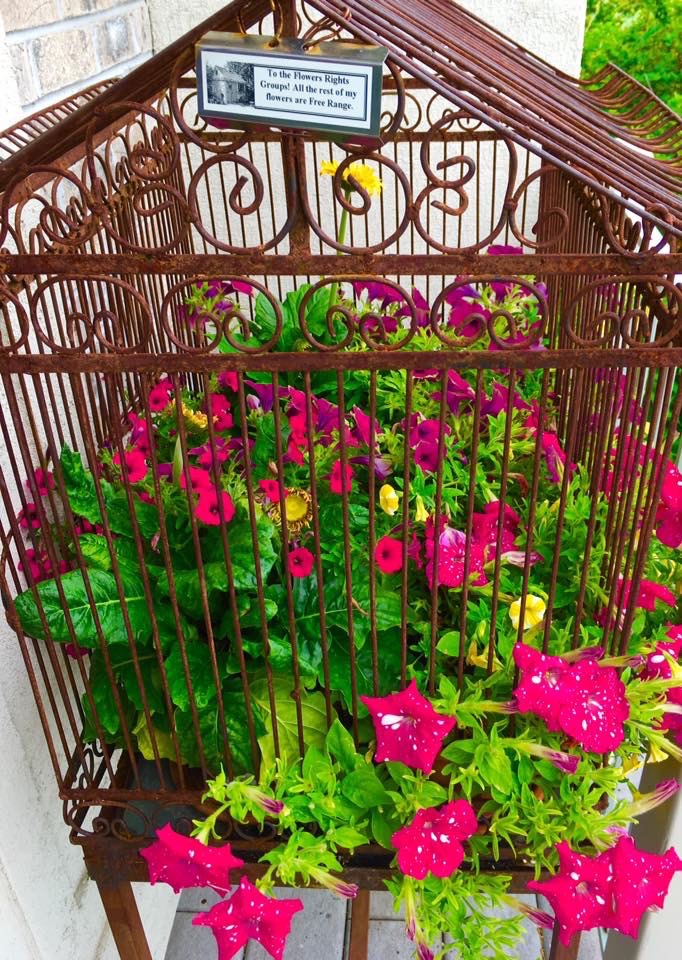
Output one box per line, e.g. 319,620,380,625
1,0,152,117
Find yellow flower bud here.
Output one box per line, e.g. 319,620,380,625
379,483,401,516
414,495,429,523
509,594,546,631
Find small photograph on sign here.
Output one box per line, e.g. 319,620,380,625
205,59,255,108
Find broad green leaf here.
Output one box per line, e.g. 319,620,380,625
328,633,402,715
251,676,334,768
133,713,178,762
15,569,150,647
325,719,360,772
165,642,227,712
340,764,390,808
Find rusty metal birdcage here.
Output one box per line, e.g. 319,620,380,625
0,1,681,958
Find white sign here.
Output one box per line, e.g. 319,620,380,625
196,33,387,138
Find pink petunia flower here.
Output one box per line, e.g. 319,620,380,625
259,478,284,502
194,487,235,525
209,394,234,431
391,799,477,879
17,503,41,530
512,643,629,752
528,841,615,946
140,823,243,895
191,437,230,470
179,466,213,493
218,370,239,392
414,441,440,473
596,576,676,628
329,460,353,494
558,659,629,753
148,380,173,412
375,536,403,574
409,418,450,449
530,837,682,946
193,877,303,960
288,547,314,578
26,468,55,497
361,679,456,774
512,643,573,731
113,449,148,484
609,836,682,939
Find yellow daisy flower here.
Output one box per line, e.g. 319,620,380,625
181,403,208,431
319,159,383,196
509,594,546,631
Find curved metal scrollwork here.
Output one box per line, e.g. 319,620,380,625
30,276,152,354
159,277,283,354
298,276,419,351
412,112,518,253
563,277,681,348
429,276,547,350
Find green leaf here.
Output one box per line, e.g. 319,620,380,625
165,642,226,712
437,631,461,656
251,677,334,768
326,825,367,851
371,809,397,849
60,445,113,524
475,743,513,796
15,569,151,647
340,764,390,808
325,719,360,772
174,680,262,775
328,634,402,715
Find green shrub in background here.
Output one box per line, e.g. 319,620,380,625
582,0,682,115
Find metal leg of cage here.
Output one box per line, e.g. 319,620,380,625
96,879,152,960
348,888,370,960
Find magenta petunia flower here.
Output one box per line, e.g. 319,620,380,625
259,478,283,502
195,487,235,525
209,394,234,431
288,547,314,578
558,659,629,753
361,679,456,774
528,841,615,946
329,459,353,494
26,468,55,497
218,370,238,392
596,576,677,628
193,876,303,960
414,441,441,473
192,437,230,470
17,503,41,530
179,466,213,493
375,536,404,575
113,449,148,483
148,380,173,412
140,824,243,895
409,418,450,449
391,799,477,879
512,643,572,731
609,836,682,939
513,643,629,752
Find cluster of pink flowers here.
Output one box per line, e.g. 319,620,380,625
142,824,303,960
512,642,630,753
529,837,682,945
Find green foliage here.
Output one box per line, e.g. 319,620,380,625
582,1,682,114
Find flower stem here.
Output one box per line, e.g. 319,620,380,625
328,195,350,315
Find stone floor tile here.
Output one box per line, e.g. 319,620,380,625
369,891,405,920
367,919,417,959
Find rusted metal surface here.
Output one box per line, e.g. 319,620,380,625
0,5,679,959
0,81,118,164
